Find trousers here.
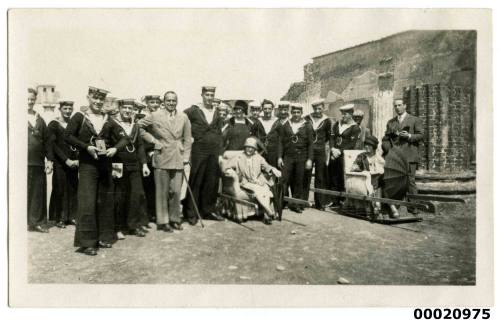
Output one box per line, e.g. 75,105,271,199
28,166,47,227
303,150,328,208
114,169,148,231
155,169,183,224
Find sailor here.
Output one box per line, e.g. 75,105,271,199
28,87,53,233
252,99,283,168
65,86,127,256
110,99,151,239
303,98,333,210
47,100,79,228
328,103,361,207
183,86,225,224
249,101,262,122
277,103,314,213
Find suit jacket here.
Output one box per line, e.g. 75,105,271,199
137,109,192,170
381,113,424,163
184,104,224,156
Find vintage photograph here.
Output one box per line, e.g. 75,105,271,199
8,8,493,307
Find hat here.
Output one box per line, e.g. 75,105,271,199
250,102,261,109
311,98,325,107
218,103,230,111
88,86,109,98
364,135,379,148
339,103,355,112
353,109,365,117
277,101,290,108
291,103,303,111
143,95,161,102
243,137,259,149
261,99,274,107
58,100,74,107
202,86,216,93
233,100,248,110
117,98,137,108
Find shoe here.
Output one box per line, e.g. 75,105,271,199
131,228,146,237
30,225,49,233
290,207,302,213
263,217,272,225
67,219,77,225
408,208,419,215
84,247,98,256
56,221,66,228
98,241,113,248
187,217,198,226
140,226,149,233
208,212,225,221
116,231,126,240
160,224,174,233
169,222,183,231
316,205,326,211
144,223,152,229
389,210,400,219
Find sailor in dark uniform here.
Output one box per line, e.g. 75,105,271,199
249,101,262,122
328,103,361,206
27,87,53,233
278,103,314,213
222,100,258,151
110,99,151,239
47,100,79,228
303,99,333,210
252,99,284,168
183,86,225,225
65,86,127,256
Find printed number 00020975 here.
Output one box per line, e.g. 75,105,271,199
414,308,490,320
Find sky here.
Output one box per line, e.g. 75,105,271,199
9,9,456,110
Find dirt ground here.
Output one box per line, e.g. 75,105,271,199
28,196,475,285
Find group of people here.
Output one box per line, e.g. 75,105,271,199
27,85,423,256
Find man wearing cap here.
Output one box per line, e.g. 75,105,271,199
249,102,262,122
381,99,424,214
138,91,192,231
303,98,333,210
65,86,127,256
48,100,79,228
329,103,361,207
252,99,283,168
278,103,314,213
353,109,371,150
109,99,151,238
27,88,53,233
183,86,225,224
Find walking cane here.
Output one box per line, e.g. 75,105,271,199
182,168,205,228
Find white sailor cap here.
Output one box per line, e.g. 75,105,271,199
311,98,325,107
339,103,355,112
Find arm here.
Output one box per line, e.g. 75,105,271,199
182,116,193,163
48,121,69,162
408,117,424,143
306,123,314,161
136,134,148,165
137,114,158,145
41,119,54,162
65,112,90,150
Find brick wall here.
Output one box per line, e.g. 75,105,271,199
403,84,473,173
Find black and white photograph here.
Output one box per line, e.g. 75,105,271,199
7,7,493,308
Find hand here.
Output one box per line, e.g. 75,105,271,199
271,168,282,178
74,160,79,168
305,159,313,170
105,147,118,157
277,158,284,169
44,161,53,174
148,151,155,158
154,140,163,150
183,160,191,166
87,146,99,160
331,148,341,159
65,159,73,168
142,164,151,177
398,131,410,139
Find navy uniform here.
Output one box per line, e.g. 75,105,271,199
65,86,128,255
27,88,53,232
252,100,284,168
328,104,361,205
47,101,79,227
183,86,225,224
110,99,149,237
303,99,333,210
278,104,314,212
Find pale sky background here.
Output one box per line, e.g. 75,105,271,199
9,9,474,110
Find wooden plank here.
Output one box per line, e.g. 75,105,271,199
407,194,466,203
310,188,430,211
219,193,258,209
284,197,312,207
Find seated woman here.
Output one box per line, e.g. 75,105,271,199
350,135,399,218
223,137,282,225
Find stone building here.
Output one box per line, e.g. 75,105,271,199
282,30,476,191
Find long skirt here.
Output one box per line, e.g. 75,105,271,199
28,165,47,227
74,162,115,248
114,169,148,231
49,165,78,223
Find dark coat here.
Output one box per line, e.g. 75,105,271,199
304,114,334,152
47,118,79,167
28,114,52,166
222,117,258,151
330,121,361,151
381,113,424,163
184,104,225,156
279,119,314,160
107,118,147,171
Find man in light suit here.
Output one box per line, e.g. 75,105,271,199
137,91,192,232
381,99,424,214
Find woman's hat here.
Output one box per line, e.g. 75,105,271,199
364,135,379,148
243,137,259,149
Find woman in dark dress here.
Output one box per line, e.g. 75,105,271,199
48,101,79,228
27,88,53,233
222,101,257,151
